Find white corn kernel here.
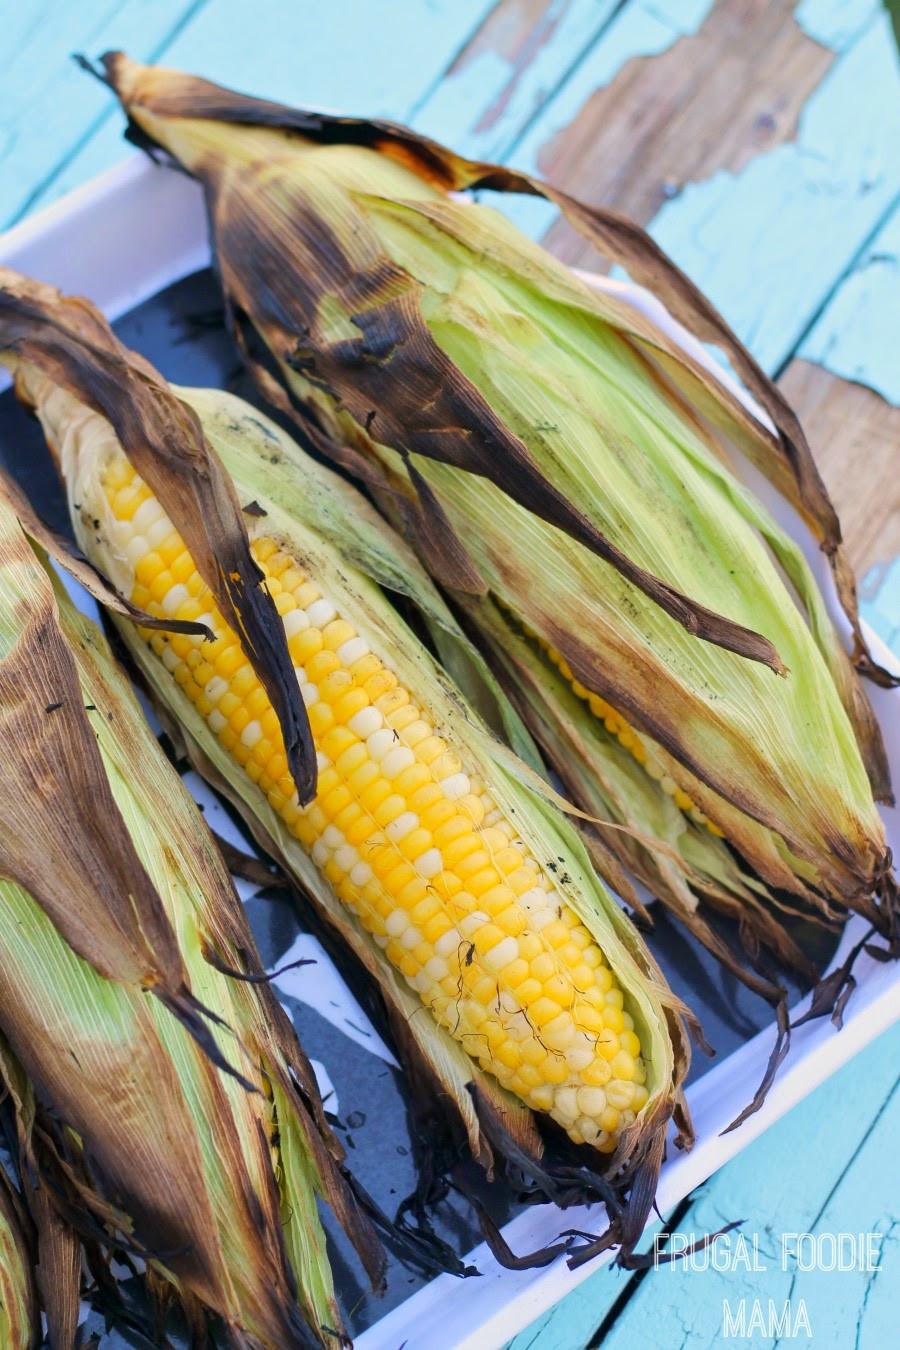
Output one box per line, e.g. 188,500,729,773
435,928,462,959
240,720,263,749
337,636,369,665
300,682,319,707
146,517,172,548
333,844,358,873
576,1087,607,1117
311,839,331,867
482,936,519,972
349,861,373,887
366,728,395,761
554,1087,579,1124
204,676,228,703
125,535,149,568
321,824,344,850
348,706,383,739
400,926,422,951
459,911,489,938
382,745,415,778
415,848,442,879
283,609,310,638
161,583,189,617
208,709,226,734
306,598,337,627
439,772,470,800
424,957,449,982
386,811,418,843
132,498,165,532
161,645,179,672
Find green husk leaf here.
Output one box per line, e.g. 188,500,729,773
0,269,316,804
88,55,891,920
0,492,383,1343
0,1149,38,1350
41,371,691,1237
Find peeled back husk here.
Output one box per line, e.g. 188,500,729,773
0,486,382,1346
14,322,694,1261
92,54,893,929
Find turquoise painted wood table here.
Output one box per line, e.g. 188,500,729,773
3,2,897,1346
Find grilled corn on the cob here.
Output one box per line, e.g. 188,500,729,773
0,480,379,1347
96,55,892,931
4,288,688,1182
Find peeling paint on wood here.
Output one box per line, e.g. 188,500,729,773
533,0,838,261
778,358,900,572
588,1026,900,1350
413,0,621,161
648,9,899,374
0,0,210,229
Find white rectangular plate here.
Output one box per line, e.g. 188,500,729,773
1,153,897,1350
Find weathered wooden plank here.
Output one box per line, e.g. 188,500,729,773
0,0,204,229
21,0,499,217
495,0,898,380
413,0,621,161
592,1024,900,1350
645,4,898,375
537,0,836,256
778,361,900,575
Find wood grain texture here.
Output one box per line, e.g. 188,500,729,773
507,1023,900,1349
414,0,621,160
779,360,900,574
537,0,835,259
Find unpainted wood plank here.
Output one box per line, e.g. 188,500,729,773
38,0,499,214
646,4,897,376
0,0,206,230
497,1,898,380
778,360,900,575
413,0,621,161
535,0,836,260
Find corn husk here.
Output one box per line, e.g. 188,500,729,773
4,267,694,1259
0,485,382,1344
92,54,894,931
0,1162,37,1350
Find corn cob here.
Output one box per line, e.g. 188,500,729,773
64,401,653,1151
95,56,894,934
5,299,688,1184
0,481,380,1346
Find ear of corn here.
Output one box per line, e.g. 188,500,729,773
94,56,893,930
0,488,383,1346
12,341,690,1196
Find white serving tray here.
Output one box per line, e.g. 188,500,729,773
1,154,897,1350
